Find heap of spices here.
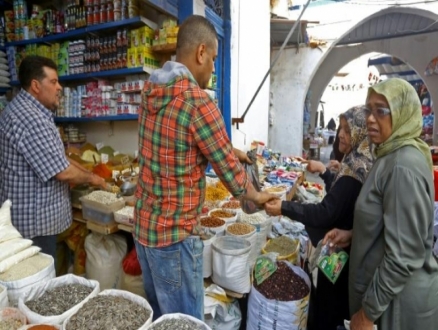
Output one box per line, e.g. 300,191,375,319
0,319,23,330
210,210,235,218
221,200,240,209
254,262,309,301
149,318,203,330
227,223,255,236
65,295,150,330
26,284,94,316
200,217,225,228
264,236,298,256
28,325,59,330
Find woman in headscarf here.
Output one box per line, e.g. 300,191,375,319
265,106,373,330
325,78,438,330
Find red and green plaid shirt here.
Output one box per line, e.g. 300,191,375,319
134,64,248,247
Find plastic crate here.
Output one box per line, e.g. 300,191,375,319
80,196,125,224
114,207,134,225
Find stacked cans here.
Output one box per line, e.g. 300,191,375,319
13,0,28,41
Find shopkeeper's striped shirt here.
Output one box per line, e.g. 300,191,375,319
134,61,249,248
0,90,71,238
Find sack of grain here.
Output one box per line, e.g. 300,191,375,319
212,236,251,294
0,284,8,308
0,253,55,306
149,313,211,330
18,274,100,326
63,289,153,330
225,223,258,269
85,233,127,290
247,261,311,330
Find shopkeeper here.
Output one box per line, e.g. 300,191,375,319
0,55,107,261
134,15,275,321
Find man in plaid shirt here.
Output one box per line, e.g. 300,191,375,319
134,15,274,321
0,56,107,261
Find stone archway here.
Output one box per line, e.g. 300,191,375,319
306,6,438,142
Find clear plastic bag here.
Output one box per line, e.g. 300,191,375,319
241,150,263,214
310,240,349,284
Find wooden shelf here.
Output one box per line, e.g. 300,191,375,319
118,223,133,233
87,220,119,235
72,209,86,224
152,43,177,54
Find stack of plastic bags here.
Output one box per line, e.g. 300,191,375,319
0,49,11,90
0,200,41,274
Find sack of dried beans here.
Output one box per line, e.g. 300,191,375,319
247,261,311,330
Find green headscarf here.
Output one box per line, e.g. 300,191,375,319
368,78,433,171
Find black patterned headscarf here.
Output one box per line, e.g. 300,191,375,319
333,106,373,185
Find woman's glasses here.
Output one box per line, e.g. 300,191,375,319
363,106,391,118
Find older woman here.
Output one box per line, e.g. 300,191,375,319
329,78,438,330
265,106,373,330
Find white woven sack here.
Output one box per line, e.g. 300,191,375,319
0,253,55,306
18,274,100,326
62,289,153,330
203,235,216,278
0,284,8,308
211,236,251,294
149,313,212,329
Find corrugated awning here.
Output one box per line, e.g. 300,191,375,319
368,54,422,84
270,19,319,47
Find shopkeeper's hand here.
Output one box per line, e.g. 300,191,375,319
323,228,352,248
350,309,374,330
306,160,326,174
90,173,108,191
233,148,252,164
264,198,282,216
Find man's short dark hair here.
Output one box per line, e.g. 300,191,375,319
177,15,218,53
18,55,57,89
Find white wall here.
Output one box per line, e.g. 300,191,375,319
268,46,325,156
76,121,138,156
229,0,270,150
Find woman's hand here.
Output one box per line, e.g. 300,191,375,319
323,228,352,248
327,160,341,172
306,160,326,174
350,309,374,330
264,198,282,216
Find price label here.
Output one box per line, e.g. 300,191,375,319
310,143,318,149
101,153,109,164
112,170,120,180
113,151,120,156
96,142,104,151
121,155,130,165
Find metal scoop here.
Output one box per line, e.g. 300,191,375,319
117,181,136,198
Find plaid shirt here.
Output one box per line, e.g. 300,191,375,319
0,90,71,238
134,62,249,247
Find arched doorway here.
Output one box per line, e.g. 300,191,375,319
306,6,438,143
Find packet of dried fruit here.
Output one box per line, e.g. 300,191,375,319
311,240,349,284
254,253,278,285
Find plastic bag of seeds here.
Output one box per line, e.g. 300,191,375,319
149,313,212,330
241,150,263,214
247,261,311,330
18,274,100,326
